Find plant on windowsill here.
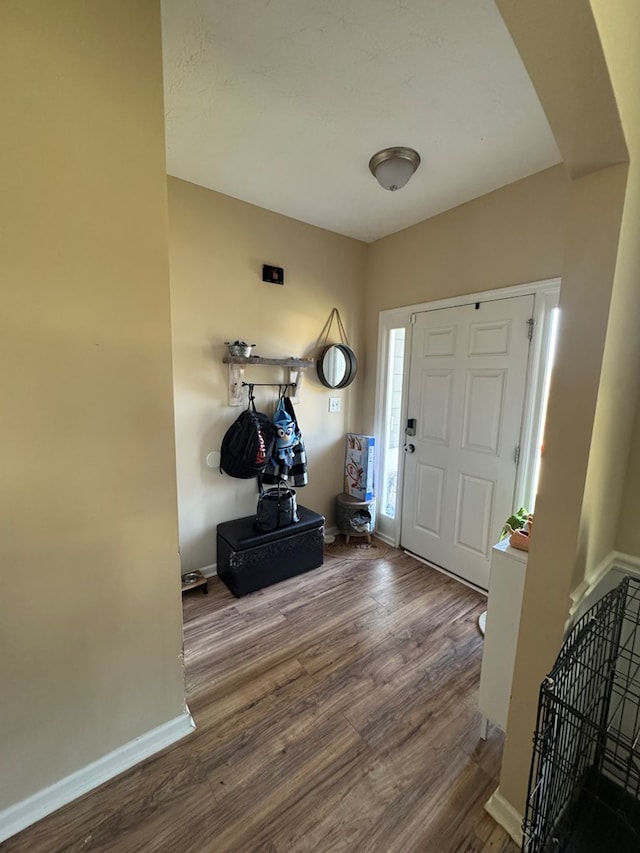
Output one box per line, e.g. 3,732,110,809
501,506,533,552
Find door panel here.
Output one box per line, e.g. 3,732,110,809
455,473,494,555
468,319,512,355
422,371,453,444
461,369,505,454
416,463,445,536
401,295,533,589
424,325,457,356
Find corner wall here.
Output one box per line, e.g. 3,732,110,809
0,1,185,811
167,178,368,572
596,0,640,558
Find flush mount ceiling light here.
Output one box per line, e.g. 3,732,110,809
369,146,421,191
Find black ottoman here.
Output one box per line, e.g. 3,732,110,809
216,505,325,597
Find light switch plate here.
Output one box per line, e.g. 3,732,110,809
329,397,341,413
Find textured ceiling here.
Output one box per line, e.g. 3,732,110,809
161,0,561,243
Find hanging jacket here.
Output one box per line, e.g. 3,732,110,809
262,395,308,486
270,397,297,469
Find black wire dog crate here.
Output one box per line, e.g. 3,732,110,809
523,575,640,852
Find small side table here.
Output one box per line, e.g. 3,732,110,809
181,570,208,595
335,493,376,544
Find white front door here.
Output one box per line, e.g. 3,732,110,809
400,295,533,589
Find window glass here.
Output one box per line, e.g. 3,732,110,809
381,329,405,518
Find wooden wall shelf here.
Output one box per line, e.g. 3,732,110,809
223,356,314,368
222,356,314,406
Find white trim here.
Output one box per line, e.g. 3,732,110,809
198,562,218,578
374,314,410,546
568,549,619,620
373,309,415,544
373,317,393,542
374,278,561,550
0,710,196,843
404,550,488,596
377,277,560,323
514,289,559,512
373,530,396,547
568,550,640,628
485,786,524,847
612,550,640,574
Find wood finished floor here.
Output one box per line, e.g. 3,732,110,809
5,546,520,853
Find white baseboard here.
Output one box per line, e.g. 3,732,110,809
612,550,640,575
404,550,488,596
568,549,617,621
485,786,523,848
372,530,396,547
0,709,195,843
568,550,640,628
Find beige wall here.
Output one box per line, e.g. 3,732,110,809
597,0,640,557
581,156,640,572
167,178,367,572
499,165,628,809
363,164,570,429
496,0,640,816
0,1,185,810
619,402,640,554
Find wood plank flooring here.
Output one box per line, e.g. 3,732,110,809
4,545,520,852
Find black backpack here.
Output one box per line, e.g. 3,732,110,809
220,400,276,479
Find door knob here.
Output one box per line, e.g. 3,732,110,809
404,443,415,454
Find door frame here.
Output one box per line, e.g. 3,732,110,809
374,277,560,547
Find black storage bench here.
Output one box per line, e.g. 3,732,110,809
217,505,325,597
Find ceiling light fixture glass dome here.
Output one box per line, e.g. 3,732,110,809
369,146,421,191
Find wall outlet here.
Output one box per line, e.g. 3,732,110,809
329,397,341,413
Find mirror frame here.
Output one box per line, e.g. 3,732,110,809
316,344,358,389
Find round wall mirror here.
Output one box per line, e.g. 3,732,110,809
317,344,357,388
